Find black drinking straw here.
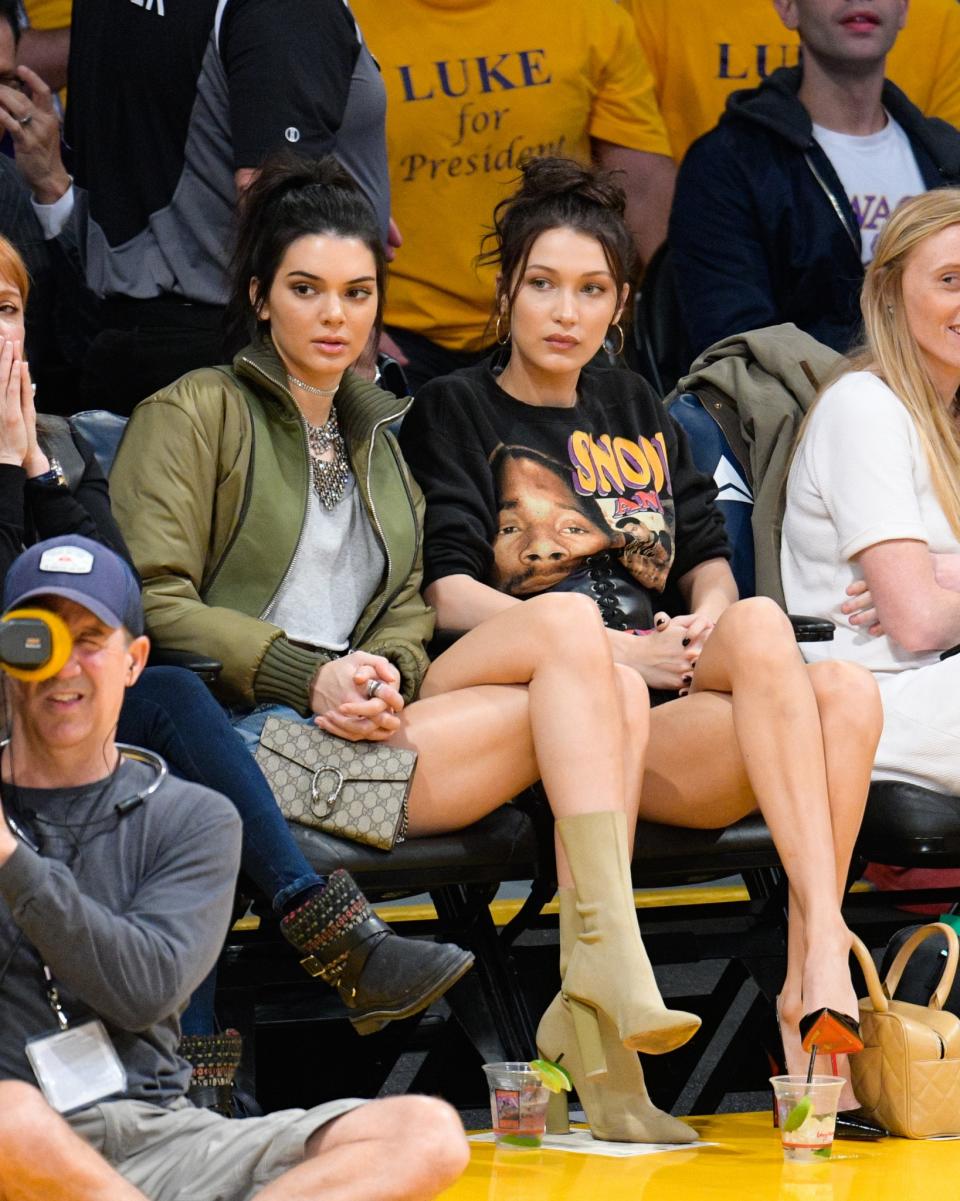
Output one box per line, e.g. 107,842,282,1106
806,1045,818,1085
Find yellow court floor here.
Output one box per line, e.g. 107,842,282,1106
441,1112,959,1201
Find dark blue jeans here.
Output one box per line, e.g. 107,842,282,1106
118,667,324,1034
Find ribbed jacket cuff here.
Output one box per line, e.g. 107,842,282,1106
253,637,331,715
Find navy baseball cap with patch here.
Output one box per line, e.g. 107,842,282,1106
2,536,144,636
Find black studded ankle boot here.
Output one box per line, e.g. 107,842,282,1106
181,1029,243,1117
280,869,474,1034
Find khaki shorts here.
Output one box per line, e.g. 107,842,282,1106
67,1096,367,1201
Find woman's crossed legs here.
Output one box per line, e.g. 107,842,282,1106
394,595,881,1103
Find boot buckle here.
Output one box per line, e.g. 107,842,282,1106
300,952,348,986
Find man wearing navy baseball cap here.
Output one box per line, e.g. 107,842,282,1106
3,534,146,636
0,538,467,1201
1,535,150,778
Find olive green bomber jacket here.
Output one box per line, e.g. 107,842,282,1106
111,340,435,711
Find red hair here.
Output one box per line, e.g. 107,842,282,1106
0,235,29,303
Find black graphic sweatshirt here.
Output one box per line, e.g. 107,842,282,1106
400,360,730,631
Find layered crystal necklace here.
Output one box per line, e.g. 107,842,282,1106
289,374,350,510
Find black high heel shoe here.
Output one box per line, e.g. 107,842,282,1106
771,1000,887,1141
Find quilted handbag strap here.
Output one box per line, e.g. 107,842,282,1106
851,934,890,1013
882,922,960,1011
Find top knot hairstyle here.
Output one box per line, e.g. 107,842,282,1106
480,157,637,316
226,151,386,346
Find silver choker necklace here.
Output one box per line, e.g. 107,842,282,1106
288,373,339,397
305,407,350,509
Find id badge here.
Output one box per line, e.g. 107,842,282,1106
25,1019,127,1114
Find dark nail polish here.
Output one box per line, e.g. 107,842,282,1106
682,674,693,684
682,637,690,646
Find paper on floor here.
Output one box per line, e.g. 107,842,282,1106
468,1131,715,1158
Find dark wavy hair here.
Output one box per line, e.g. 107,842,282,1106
479,157,637,320
226,151,386,347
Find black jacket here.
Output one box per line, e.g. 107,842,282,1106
669,66,960,356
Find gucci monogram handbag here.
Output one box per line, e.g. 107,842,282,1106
255,716,417,851
851,925,960,1138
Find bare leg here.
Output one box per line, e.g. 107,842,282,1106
685,599,880,1028
399,594,695,1053
780,660,877,1105
639,600,880,1099
402,593,651,887
0,1084,147,1201
255,1096,469,1201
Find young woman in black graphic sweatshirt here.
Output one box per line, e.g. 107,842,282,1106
401,157,885,1137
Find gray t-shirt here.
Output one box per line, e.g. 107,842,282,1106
266,473,386,652
0,759,241,1105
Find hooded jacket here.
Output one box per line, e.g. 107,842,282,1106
111,339,434,712
669,65,960,357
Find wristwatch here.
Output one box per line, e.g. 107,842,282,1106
29,458,67,489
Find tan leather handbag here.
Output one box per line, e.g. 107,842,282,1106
851,924,960,1138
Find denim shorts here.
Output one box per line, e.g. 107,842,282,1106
227,702,311,754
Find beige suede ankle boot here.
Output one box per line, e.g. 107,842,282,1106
537,889,698,1144
557,811,700,1070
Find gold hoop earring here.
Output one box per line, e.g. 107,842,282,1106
608,321,625,357
495,312,510,345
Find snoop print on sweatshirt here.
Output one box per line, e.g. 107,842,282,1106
400,361,730,632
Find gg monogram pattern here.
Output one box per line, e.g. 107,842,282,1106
256,717,416,851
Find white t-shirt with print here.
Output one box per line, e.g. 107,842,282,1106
781,371,960,673
812,114,926,264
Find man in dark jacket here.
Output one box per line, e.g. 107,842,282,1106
669,0,960,357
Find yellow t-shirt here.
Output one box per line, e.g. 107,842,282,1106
353,0,670,351
621,0,960,162
22,0,72,28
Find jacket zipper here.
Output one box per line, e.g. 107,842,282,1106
353,425,420,647
235,357,312,620
198,368,257,599
803,151,861,255
257,409,312,619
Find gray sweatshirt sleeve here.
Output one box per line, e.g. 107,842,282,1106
0,789,242,1032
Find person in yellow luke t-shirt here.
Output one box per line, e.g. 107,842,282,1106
622,0,960,162
352,0,674,391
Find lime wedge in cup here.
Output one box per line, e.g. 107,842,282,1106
499,1134,543,1147
783,1094,812,1132
529,1058,572,1094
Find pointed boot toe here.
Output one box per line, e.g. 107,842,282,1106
281,869,474,1034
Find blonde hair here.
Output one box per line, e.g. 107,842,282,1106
846,189,960,538
0,234,29,304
